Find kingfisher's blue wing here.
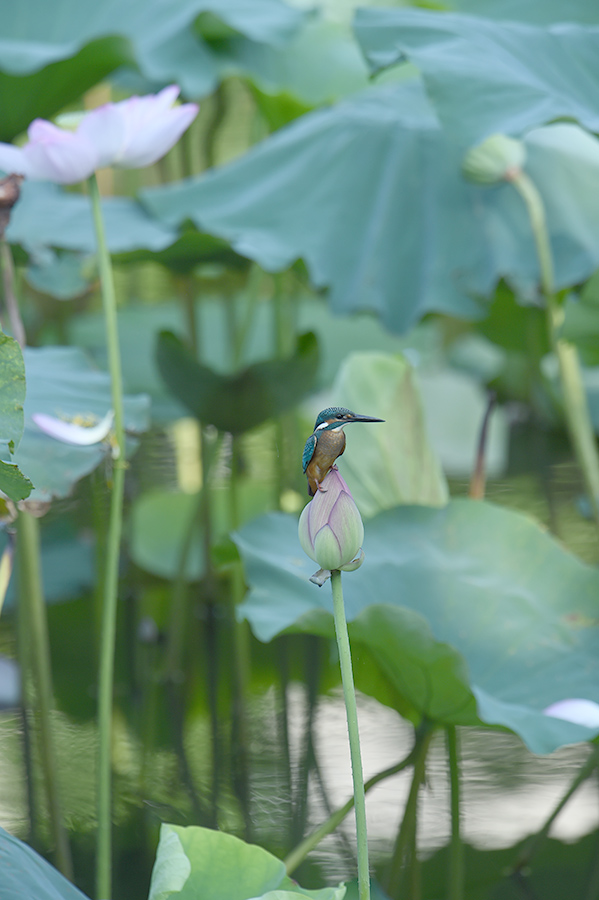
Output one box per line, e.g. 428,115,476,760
302,434,317,472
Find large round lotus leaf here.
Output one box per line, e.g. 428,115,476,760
293,601,480,728
0,524,95,611
25,251,94,300
0,35,128,144
130,490,204,581
327,352,448,517
0,826,90,900
130,483,273,581
354,8,599,147
156,329,319,433
69,305,190,423
151,824,286,900
149,824,345,900
232,17,368,108
15,346,149,501
234,499,599,754
141,80,486,335
68,297,406,423
7,182,176,255
149,827,191,900
142,82,599,333
115,230,240,276
0,0,308,140
451,0,599,24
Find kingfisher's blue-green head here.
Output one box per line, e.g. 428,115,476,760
313,407,384,433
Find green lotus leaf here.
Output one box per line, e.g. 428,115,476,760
0,826,90,900
156,329,318,433
8,182,176,256
142,84,599,334
234,499,599,754
151,824,286,900
0,0,308,140
328,351,448,517
15,346,149,501
354,8,599,147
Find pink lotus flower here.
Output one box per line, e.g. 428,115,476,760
0,86,198,184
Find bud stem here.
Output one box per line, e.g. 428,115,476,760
330,569,370,900
509,169,599,528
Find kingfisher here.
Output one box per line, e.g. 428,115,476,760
302,406,384,496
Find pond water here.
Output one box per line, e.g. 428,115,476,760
1,444,597,899
0,672,597,897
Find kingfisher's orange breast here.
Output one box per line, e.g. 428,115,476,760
306,428,346,495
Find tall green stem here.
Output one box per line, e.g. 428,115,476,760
510,170,599,525
5,214,71,877
88,173,127,900
446,727,463,900
330,569,370,900
17,511,73,879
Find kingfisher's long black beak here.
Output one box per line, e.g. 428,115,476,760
347,414,385,424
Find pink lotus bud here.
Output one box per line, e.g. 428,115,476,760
298,469,364,574
0,86,198,184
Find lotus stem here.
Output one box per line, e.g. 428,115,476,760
88,172,126,900
17,510,73,878
509,169,599,526
330,569,370,900
5,194,71,877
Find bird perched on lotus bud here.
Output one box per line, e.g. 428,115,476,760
302,406,384,496
298,468,365,579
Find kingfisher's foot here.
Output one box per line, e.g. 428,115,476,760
316,482,327,493
331,464,339,471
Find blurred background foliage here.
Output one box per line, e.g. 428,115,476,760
2,0,599,898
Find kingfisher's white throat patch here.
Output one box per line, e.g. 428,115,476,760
315,421,346,433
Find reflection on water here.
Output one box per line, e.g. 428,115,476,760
258,687,599,881
0,670,596,892
0,712,26,835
